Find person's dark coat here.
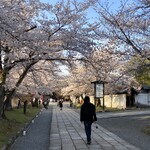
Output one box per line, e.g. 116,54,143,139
80,102,97,122
59,101,63,108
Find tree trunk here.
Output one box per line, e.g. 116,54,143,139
0,86,5,119
17,100,21,109
34,97,39,107
4,61,37,110
1,61,38,118
23,100,27,114
4,88,15,111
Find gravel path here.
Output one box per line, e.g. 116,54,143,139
97,114,150,150
10,106,52,150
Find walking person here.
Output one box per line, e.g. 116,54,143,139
59,100,63,110
70,100,73,107
80,96,97,145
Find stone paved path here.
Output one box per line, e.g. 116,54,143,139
49,103,140,150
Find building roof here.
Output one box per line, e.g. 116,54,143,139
141,85,150,93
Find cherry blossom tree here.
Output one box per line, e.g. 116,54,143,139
84,0,150,89
60,0,150,102
89,0,149,65
0,0,96,118
61,61,94,97
61,43,125,97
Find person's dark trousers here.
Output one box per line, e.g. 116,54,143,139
84,121,92,143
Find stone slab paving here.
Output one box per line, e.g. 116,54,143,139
49,104,140,150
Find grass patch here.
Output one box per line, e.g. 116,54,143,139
0,106,41,149
142,126,150,135
74,103,82,109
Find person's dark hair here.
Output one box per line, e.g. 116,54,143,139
84,96,90,103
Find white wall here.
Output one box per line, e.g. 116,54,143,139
89,96,95,105
12,97,19,108
135,93,150,106
104,94,126,109
70,94,127,109
70,96,77,103
70,92,150,108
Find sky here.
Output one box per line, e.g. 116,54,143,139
39,0,131,10
39,0,127,24
39,0,134,20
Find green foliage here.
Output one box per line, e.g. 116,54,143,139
128,56,150,85
74,103,82,109
0,106,40,149
135,66,150,85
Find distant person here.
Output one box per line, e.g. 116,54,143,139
42,95,49,109
70,100,73,107
59,100,63,110
80,96,97,145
